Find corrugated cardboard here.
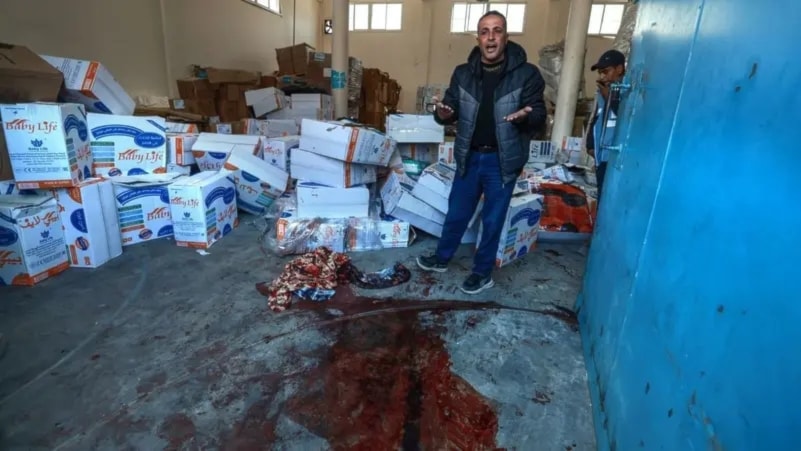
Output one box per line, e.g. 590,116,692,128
206,67,260,85
295,182,369,219
87,113,168,176
222,148,288,215
111,173,184,246
275,43,314,75
263,135,299,171
386,114,444,143
0,43,64,104
168,171,238,249
290,148,376,188
299,119,392,165
411,163,456,214
0,180,36,195
244,87,286,118
1,103,92,189
176,78,215,99
0,194,69,286
476,193,544,268
191,133,261,171
42,55,135,115
167,133,198,166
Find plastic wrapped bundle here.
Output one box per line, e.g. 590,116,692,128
348,57,363,105
260,194,348,256
613,3,639,58
538,41,564,104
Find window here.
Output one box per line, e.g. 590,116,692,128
588,3,625,36
242,0,280,15
349,2,403,31
450,3,526,34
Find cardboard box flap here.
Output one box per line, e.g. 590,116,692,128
224,148,289,187
0,194,56,214
0,43,63,80
110,173,184,187
194,133,260,153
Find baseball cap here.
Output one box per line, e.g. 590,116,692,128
591,50,626,71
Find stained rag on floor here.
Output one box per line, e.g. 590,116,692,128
256,246,411,312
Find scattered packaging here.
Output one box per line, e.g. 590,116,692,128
166,163,191,176
398,143,437,163
386,114,444,143
191,133,262,172
291,148,377,188
166,122,199,134
168,171,238,249
243,119,299,138
438,142,456,167
296,182,370,219
528,140,556,166
45,178,122,268
560,136,585,165
411,163,456,214
41,55,135,115
167,133,198,166
299,119,392,165
88,113,167,176
244,87,286,118
222,148,288,215
0,195,69,286
476,193,544,268
263,135,299,171
534,181,594,242
111,173,183,246
1,103,92,189
0,180,36,195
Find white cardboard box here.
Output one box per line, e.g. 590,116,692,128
245,87,286,118
222,148,288,215
398,143,438,163
560,136,584,165
166,122,199,134
299,119,392,165
167,133,198,166
45,178,122,268
291,148,376,188
438,141,456,167
528,140,556,165
41,56,135,115
0,195,69,286
1,103,93,189
386,114,445,143
263,135,299,171
292,94,333,119
191,133,262,172
476,192,544,268
296,182,369,219
378,218,414,248
88,113,168,176
411,163,456,214
169,171,238,249
167,164,191,176
243,119,299,138
0,180,36,196
111,173,184,246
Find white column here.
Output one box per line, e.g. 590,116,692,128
551,0,593,148
332,0,349,118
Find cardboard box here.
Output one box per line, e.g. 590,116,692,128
275,205,347,253
0,195,69,286
295,182,369,219
386,114,444,143
111,173,183,246
45,178,122,268
476,193,544,268
0,180,36,196
88,113,167,176
528,140,555,165
167,163,191,176
560,136,584,165
263,135,299,171
166,122,199,134
167,133,198,166
176,78,216,99
1,103,92,189
398,143,437,163
0,131,11,181
411,163,456,214
291,93,333,119
299,119,392,165
206,67,260,85
0,43,64,104
222,148,288,215
168,171,238,249
191,133,262,172
243,119,299,138
291,148,376,188
41,55,135,115
184,98,217,117
244,87,286,118
378,218,414,249
438,142,456,167
275,43,314,75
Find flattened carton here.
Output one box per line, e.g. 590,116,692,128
1,103,93,189
0,195,69,286
223,148,288,215
45,178,122,268
87,113,168,176
169,172,238,249
111,173,184,246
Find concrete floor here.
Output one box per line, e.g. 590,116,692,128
0,215,595,450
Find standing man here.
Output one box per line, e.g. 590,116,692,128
416,10,546,294
585,49,626,201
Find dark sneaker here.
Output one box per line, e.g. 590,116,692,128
416,254,448,273
460,273,494,294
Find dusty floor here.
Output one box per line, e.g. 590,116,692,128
0,215,595,450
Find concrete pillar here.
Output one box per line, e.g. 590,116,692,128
551,0,593,148
332,0,349,118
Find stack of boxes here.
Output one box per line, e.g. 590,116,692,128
359,69,401,131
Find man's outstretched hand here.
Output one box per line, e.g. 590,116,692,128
504,106,533,123
432,96,455,121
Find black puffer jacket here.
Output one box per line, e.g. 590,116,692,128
435,41,546,184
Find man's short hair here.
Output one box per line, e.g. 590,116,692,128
478,10,507,32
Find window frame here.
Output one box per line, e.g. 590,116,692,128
349,1,404,32
587,2,626,37
449,2,528,35
242,0,281,16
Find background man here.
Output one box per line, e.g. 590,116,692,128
585,49,626,201
416,10,546,294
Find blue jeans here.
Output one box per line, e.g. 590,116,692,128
435,152,516,277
